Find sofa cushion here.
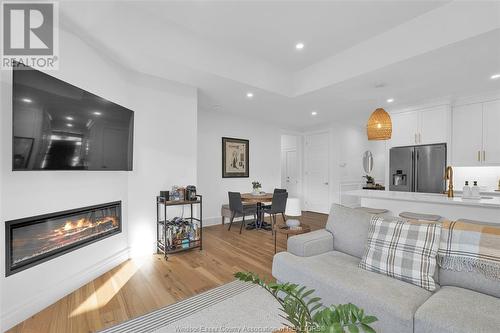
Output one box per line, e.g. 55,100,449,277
414,286,500,333
272,251,432,333
359,216,441,291
326,204,373,258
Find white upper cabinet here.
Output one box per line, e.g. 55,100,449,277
420,106,450,145
482,100,500,165
452,103,483,166
452,100,500,166
390,112,418,147
390,106,450,147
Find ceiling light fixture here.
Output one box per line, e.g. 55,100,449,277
66,123,73,127
311,111,318,116
93,111,102,115
386,98,394,103
21,98,32,103
491,74,500,80
66,116,74,121
246,92,254,98
367,108,392,141
295,42,305,50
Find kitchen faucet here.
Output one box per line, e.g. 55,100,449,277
445,166,454,198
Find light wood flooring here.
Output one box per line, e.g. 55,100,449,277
8,212,327,333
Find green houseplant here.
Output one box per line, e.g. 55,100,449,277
235,272,377,333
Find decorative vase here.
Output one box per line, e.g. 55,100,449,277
252,187,261,195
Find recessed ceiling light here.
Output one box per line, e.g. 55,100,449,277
311,111,318,116
66,116,74,121
21,98,32,103
295,42,305,50
491,74,500,80
387,98,394,103
93,111,102,115
66,123,73,127
246,92,254,98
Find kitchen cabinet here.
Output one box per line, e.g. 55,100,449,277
452,103,483,166
390,106,450,147
482,100,500,165
452,100,500,166
390,112,418,147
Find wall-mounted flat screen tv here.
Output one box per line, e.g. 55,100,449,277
12,64,134,170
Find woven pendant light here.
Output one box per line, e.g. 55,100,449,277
367,108,392,140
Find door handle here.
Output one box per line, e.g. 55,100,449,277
324,182,329,185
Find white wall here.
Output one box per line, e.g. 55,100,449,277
127,73,197,256
197,109,281,226
0,28,198,330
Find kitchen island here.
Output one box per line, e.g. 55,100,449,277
345,190,500,224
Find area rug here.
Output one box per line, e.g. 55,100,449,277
99,280,283,333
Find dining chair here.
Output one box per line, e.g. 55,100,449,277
261,188,287,209
262,191,288,234
228,192,257,234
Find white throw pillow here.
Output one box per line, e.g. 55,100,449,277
359,216,441,291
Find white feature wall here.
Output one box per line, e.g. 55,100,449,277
197,109,281,226
127,73,197,257
0,28,198,330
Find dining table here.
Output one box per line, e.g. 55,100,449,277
241,192,273,230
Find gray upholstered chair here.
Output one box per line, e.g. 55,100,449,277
262,188,287,208
262,191,288,233
228,192,257,234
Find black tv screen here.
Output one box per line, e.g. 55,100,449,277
12,65,134,171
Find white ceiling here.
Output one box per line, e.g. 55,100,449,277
139,1,448,71
59,1,500,131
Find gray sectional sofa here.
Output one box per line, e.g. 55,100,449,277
272,204,500,333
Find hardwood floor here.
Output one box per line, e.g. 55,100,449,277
7,212,327,333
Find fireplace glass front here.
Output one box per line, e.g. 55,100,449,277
5,201,121,276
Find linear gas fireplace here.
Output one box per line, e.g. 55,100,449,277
5,201,121,276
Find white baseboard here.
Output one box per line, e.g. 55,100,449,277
203,216,223,227
1,247,130,331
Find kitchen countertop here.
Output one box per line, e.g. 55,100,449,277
345,190,500,208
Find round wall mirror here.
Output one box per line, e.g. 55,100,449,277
363,151,374,174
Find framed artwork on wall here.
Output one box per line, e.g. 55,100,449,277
222,137,249,178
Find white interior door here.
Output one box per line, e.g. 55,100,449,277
284,150,299,197
304,132,330,214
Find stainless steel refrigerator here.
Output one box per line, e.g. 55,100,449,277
389,143,447,193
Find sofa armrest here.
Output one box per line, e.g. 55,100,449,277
287,229,334,257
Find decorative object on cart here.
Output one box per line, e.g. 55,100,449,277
5,201,121,276
156,195,202,258
367,108,392,141
186,185,197,201
284,198,301,228
252,181,262,194
222,137,249,178
235,272,378,333
160,190,170,199
170,186,185,201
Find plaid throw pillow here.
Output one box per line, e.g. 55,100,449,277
359,216,442,291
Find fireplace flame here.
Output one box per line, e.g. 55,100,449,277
55,216,119,236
